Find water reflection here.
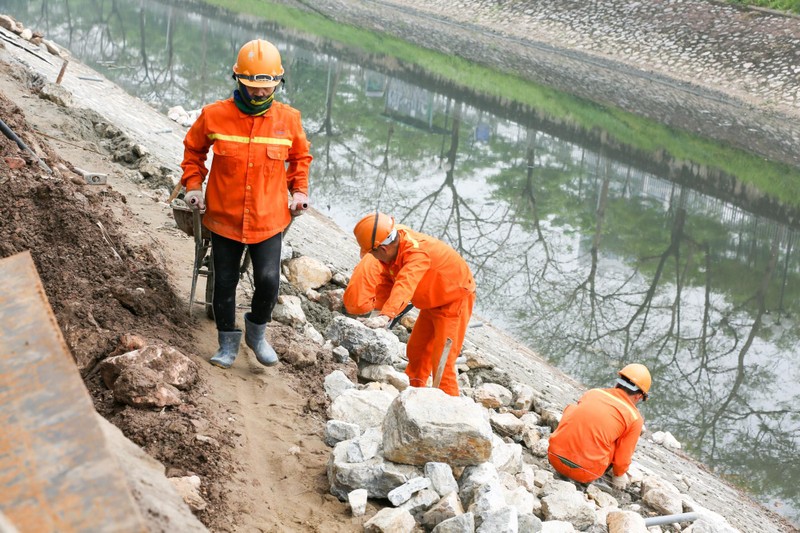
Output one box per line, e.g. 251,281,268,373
2,0,798,523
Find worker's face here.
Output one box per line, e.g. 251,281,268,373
246,85,275,99
370,244,395,264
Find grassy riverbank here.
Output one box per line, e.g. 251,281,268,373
729,0,800,14
198,0,800,209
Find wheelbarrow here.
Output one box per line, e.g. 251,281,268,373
171,197,214,319
171,193,254,320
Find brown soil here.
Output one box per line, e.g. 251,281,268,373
0,57,362,532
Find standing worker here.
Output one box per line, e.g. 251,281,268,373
345,212,476,396
547,364,651,490
181,39,312,369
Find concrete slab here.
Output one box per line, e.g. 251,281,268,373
0,251,147,533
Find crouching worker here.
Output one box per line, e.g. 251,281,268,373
344,212,475,396
547,364,651,490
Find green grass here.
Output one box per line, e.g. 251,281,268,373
727,0,800,13
201,0,800,207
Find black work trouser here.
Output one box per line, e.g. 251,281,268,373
211,231,282,332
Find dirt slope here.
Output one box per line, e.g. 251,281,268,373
0,57,362,532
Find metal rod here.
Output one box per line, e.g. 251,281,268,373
0,117,52,174
56,59,69,84
643,512,700,527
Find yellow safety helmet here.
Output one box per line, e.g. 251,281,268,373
618,363,651,400
232,39,284,88
353,212,395,257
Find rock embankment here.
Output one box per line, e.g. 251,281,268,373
298,0,800,169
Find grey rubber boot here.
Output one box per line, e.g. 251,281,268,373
244,312,278,366
209,330,242,369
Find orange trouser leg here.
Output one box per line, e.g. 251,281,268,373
405,292,474,396
405,310,435,388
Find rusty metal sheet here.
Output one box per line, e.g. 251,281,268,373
0,252,146,533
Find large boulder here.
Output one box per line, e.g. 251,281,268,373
383,388,493,466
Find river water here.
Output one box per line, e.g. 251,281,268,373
2,0,798,524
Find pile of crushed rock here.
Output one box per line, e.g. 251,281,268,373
215,245,748,533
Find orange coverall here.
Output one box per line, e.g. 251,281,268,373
181,98,312,243
547,387,644,483
343,227,476,396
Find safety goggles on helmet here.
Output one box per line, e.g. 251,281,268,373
616,377,649,401
375,229,397,249
234,73,284,83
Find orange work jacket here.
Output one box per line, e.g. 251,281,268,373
346,226,475,319
343,253,384,315
181,98,312,244
548,387,644,481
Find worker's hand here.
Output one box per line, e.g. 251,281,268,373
184,189,205,210
360,314,390,329
611,473,629,490
289,192,309,216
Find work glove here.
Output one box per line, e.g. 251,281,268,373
360,314,390,329
611,473,629,490
289,192,309,216
184,189,205,210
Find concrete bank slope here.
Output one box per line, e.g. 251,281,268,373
295,0,800,170
3,33,791,533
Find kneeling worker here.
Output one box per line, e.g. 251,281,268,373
344,212,475,396
547,363,651,490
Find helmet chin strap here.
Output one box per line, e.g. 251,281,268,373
370,204,381,250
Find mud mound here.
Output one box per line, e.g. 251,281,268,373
0,91,187,371
0,86,236,526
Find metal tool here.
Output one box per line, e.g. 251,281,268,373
0,117,52,174
74,167,107,185
431,337,453,389
388,302,414,329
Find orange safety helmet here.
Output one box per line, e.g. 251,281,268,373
353,212,395,257
232,39,284,88
618,363,651,399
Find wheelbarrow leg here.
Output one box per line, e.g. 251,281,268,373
189,209,204,318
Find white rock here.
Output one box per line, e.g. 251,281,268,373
476,505,517,532
323,369,355,401
363,507,415,532
607,510,648,532
272,294,306,327
284,255,332,291
473,382,513,408
329,388,397,428
425,462,459,497
431,512,475,533
168,475,206,512
388,476,432,506
324,419,361,447
421,491,464,530
348,488,368,517
490,412,525,439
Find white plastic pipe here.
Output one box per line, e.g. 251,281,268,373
643,512,700,527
